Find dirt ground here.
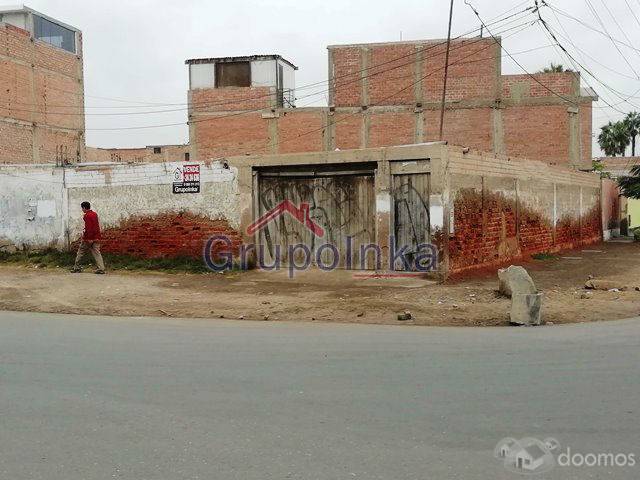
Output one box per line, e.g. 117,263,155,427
1,241,639,326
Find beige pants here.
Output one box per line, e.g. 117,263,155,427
74,241,105,271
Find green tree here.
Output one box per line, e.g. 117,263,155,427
618,165,640,199
598,121,630,156
624,111,640,156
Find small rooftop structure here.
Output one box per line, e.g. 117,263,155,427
0,4,80,53
186,53,296,107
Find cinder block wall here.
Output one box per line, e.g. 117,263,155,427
189,38,593,169
0,23,85,164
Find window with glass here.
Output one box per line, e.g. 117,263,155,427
34,15,76,53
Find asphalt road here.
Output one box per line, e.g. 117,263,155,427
1,311,639,480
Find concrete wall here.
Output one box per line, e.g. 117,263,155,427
0,21,85,164
189,38,593,168
0,161,240,258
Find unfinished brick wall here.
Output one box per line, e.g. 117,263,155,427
189,38,593,168
0,22,84,164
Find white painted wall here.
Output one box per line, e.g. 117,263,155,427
0,162,239,250
189,63,215,89
0,166,66,249
280,61,295,92
0,12,28,30
251,59,276,87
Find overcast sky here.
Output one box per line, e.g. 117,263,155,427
27,0,640,153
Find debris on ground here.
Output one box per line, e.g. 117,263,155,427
1,242,639,327
584,279,628,291
397,311,412,321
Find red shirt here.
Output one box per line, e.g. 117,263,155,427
83,210,101,241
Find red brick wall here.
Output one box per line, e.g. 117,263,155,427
422,39,499,102
330,46,362,107
367,44,416,105
277,110,324,154
424,107,494,152
502,73,578,98
368,112,414,148
194,112,269,158
502,105,570,164
0,22,84,164
191,86,274,112
97,212,241,260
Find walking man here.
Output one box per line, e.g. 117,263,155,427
71,201,106,274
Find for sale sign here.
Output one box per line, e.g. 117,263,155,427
173,164,200,194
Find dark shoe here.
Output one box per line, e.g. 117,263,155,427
95,269,106,275
70,267,82,273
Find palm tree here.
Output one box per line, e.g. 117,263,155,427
538,63,572,73
624,111,640,156
598,121,630,156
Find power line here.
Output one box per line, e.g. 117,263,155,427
466,1,578,108
623,0,640,29
583,0,639,78
537,8,640,113
545,2,640,54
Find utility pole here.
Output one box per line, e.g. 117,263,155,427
439,0,455,141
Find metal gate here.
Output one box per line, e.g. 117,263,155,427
256,164,376,269
392,172,431,271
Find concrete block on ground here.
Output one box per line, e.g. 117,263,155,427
498,265,537,298
510,293,543,326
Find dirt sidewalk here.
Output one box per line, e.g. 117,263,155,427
1,242,639,326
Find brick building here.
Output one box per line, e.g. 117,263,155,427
0,5,84,164
188,38,595,168
86,144,190,163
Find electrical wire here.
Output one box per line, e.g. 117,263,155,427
85,19,536,132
